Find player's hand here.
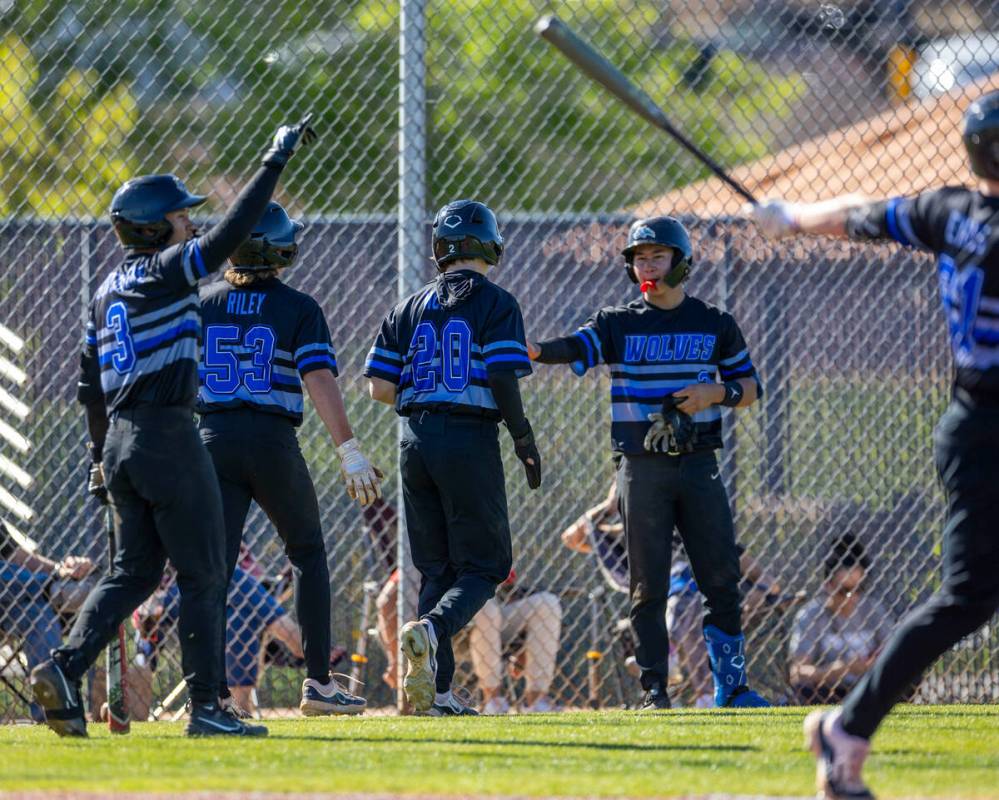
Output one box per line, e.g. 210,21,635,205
336,438,382,507
743,199,799,239
512,420,541,490
672,384,720,415
560,515,593,554
262,113,317,167
87,461,109,505
56,555,95,581
526,340,541,360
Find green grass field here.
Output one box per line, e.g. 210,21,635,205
0,706,996,798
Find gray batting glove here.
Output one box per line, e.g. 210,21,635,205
644,413,669,453
262,113,317,168
337,438,382,507
744,199,799,239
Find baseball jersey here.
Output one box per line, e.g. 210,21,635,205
364,270,531,418
853,188,999,401
77,240,211,412
196,277,337,425
572,296,761,454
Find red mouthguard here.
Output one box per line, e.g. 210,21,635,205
640,280,656,293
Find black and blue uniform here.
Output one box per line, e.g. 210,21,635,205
65,165,285,704
839,188,999,738
537,294,763,698
364,270,531,695
197,276,338,687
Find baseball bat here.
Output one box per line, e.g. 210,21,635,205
535,15,758,205
105,506,130,733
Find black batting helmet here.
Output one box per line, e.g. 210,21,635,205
229,202,304,270
622,216,692,287
110,174,206,250
964,89,999,181
431,199,503,270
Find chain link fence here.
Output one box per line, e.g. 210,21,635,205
2,0,998,722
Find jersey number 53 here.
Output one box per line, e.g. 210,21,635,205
203,324,277,394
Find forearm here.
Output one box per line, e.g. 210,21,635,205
487,370,529,437
534,335,585,365
303,370,353,446
196,165,283,270
85,400,109,459
791,194,872,238
368,378,397,406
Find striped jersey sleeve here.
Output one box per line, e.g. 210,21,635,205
847,189,955,253
572,309,614,371
364,312,404,384
481,297,532,378
153,239,212,290
718,312,763,394
293,301,338,377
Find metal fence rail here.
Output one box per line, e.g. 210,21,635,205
2,0,998,721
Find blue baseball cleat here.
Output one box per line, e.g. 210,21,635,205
703,624,771,708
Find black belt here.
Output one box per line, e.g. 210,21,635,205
109,405,192,422
953,385,999,410
401,404,500,422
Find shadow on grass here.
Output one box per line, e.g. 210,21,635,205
268,733,759,753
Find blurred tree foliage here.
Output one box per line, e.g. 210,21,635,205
2,0,804,217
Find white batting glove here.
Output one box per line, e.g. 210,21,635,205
336,438,382,507
744,200,800,239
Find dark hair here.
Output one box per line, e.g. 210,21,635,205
823,532,870,578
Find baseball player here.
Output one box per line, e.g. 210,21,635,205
364,199,539,715
528,216,769,710
197,201,379,716
29,115,316,738
745,89,999,800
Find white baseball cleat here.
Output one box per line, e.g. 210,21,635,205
400,619,438,713
804,709,875,800
300,676,367,716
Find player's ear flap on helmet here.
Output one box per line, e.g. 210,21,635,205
110,174,207,250
229,201,303,270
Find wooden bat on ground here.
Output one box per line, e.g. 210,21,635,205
105,506,130,734
535,15,758,205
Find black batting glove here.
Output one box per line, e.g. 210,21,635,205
262,113,317,168
87,461,109,505
511,419,541,490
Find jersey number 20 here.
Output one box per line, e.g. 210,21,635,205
204,324,276,394
411,319,471,392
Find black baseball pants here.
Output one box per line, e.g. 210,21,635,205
56,406,226,703
400,412,513,694
199,409,332,686
617,449,743,690
841,399,999,738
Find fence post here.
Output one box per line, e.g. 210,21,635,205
396,0,427,713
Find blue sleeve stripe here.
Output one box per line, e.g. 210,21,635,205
482,339,527,354
297,354,337,371
720,366,754,379
295,342,336,360
719,348,749,367
885,198,909,247
191,240,208,279
895,201,928,249
573,331,597,368
369,346,403,364
365,358,402,376
85,334,97,345
484,353,532,366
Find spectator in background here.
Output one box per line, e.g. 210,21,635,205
469,570,562,715
136,564,306,716
0,521,95,722
789,534,894,705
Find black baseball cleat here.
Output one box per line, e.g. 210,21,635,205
639,683,671,711
30,659,87,737
186,701,269,737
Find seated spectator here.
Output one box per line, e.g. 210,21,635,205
468,570,562,715
789,533,894,705
136,564,305,716
0,520,95,722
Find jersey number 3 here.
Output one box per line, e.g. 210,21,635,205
411,319,471,392
204,324,276,394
